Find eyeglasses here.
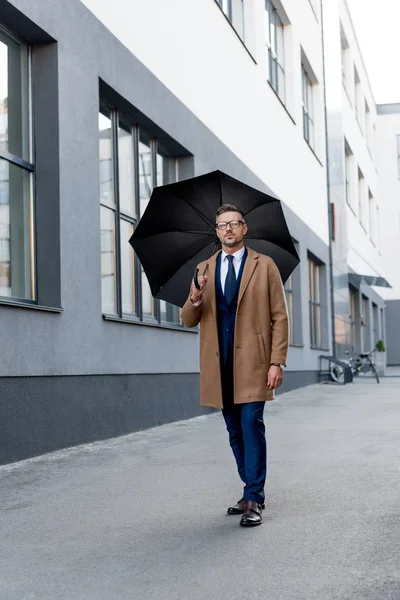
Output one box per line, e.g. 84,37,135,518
215,220,245,230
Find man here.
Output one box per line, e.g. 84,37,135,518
181,204,289,527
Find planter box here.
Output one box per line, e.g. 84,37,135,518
374,351,387,377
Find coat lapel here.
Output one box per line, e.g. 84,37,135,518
238,247,258,309
204,250,220,323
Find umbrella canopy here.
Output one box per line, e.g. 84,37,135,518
129,170,299,308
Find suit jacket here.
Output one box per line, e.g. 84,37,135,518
181,247,289,408
215,248,247,367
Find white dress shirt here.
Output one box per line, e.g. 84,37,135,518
191,246,246,305
220,246,246,294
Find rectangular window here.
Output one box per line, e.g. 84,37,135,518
354,67,364,132
265,0,285,104
358,168,366,229
302,64,315,149
99,103,180,325
361,295,369,352
368,190,375,244
218,0,232,20
349,286,357,352
341,26,349,93
308,258,322,348
372,302,379,346
0,26,35,302
216,0,245,40
344,139,353,208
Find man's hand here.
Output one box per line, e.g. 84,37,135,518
267,365,283,390
190,275,208,304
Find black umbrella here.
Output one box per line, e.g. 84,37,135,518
129,170,299,308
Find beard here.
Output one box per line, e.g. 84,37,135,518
223,235,242,248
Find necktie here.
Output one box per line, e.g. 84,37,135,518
224,255,236,304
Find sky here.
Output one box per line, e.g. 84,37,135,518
346,0,400,104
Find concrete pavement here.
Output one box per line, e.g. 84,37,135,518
1,377,400,600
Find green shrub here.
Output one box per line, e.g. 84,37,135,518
375,340,386,352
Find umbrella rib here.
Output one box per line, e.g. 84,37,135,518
242,198,279,219
165,191,216,230
135,230,213,240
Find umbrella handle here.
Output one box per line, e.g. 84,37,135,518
193,267,201,290
193,264,209,290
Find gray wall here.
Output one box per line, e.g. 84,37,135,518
385,300,400,365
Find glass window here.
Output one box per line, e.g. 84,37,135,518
118,121,135,216
368,191,375,244
216,0,244,40
361,295,369,352
100,205,116,315
0,28,34,302
120,219,135,315
344,140,353,208
354,68,364,132
349,287,357,352
265,0,285,104
308,258,322,348
302,65,314,149
99,112,114,207
99,102,181,326
358,169,366,230
340,26,349,93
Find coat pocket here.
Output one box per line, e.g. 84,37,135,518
257,334,267,364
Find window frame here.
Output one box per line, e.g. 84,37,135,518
302,64,314,150
0,24,36,305
344,139,353,209
265,0,286,104
308,257,322,349
99,101,182,329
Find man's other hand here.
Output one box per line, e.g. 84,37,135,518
267,365,283,390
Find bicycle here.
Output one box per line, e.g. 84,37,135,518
330,349,379,384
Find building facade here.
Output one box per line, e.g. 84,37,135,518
322,0,388,359
375,104,400,365
2,0,397,465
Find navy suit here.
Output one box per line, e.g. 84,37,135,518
216,250,267,505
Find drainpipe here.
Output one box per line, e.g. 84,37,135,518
320,0,336,357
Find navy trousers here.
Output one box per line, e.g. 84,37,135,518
221,352,267,504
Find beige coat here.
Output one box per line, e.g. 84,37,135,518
181,247,289,408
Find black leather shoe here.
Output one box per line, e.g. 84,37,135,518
227,498,246,515
240,501,263,526
227,498,265,515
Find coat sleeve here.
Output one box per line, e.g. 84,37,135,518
181,294,203,328
268,260,289,366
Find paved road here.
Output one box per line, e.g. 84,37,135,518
1,377,399,600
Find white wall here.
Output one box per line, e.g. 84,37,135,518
376,108,400,300
80,0,329,244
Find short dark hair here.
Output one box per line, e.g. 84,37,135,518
216,204,245,221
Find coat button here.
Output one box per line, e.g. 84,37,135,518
216,352,219,357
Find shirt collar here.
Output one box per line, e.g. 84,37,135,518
222,246,245,262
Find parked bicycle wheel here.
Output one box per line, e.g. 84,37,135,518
330,363,345,383
370,364,380,384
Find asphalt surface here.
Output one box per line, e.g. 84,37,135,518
1,377,399,600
